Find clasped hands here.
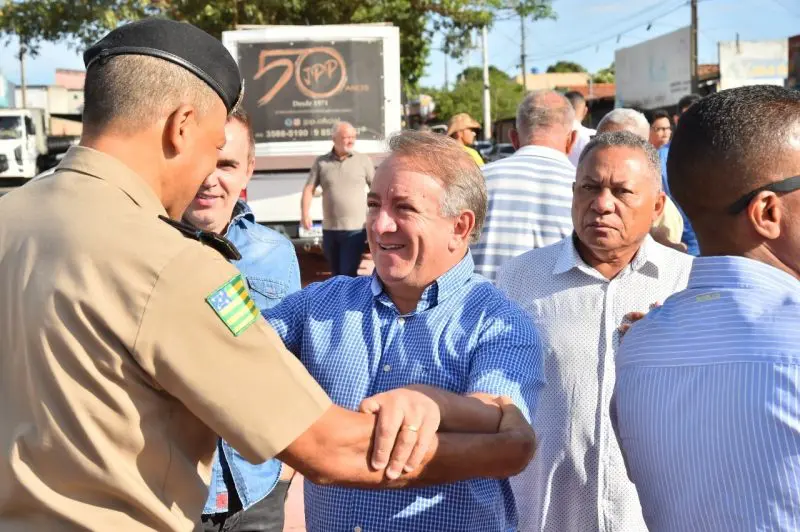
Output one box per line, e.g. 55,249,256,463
359,386,531,480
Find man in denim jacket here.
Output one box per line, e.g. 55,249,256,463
184,107,300,531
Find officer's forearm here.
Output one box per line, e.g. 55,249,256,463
277,404,534,488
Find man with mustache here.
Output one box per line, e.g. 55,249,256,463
496,131,693,531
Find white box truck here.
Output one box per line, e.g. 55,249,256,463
222,23,401,250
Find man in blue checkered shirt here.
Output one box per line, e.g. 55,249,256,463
265,130,546,532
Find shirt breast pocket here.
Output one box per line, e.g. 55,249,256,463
246,277,289,310
406,356,463,393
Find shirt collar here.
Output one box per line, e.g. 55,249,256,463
512,144,572,165
688,255,800,292
329,147,353,160
58,146,167,216
230,199,255,224
552,233,662,280
370,251,476,313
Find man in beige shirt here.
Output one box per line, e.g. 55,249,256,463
0,19,536,532
301,121,375,276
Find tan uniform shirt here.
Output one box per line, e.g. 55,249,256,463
653,195,685,245
306,150,374,231
0,147,332,531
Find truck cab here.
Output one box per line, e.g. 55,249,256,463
0,108,47,180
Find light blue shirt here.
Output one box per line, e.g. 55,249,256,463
265,252,546,532
202,200,301,515
614,256,800,531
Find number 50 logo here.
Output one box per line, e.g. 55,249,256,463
253,47,348,107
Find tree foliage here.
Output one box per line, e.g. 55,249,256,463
592,62,615,84
546,60,586,73
0,0,555,89
422,65,522,124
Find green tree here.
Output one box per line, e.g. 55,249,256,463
422,65,523,124
0,0,555,89
546,60,586,73
592,62,615,84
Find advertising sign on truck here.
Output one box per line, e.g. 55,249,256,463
238,40,386,143
222,24,401,247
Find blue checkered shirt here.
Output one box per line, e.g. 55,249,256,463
265,252,545,532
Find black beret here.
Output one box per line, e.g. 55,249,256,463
84,18,243,112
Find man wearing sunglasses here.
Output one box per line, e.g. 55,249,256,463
613,85,800,531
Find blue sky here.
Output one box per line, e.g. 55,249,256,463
1,0,799,88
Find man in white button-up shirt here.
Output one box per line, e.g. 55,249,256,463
497,131,693,531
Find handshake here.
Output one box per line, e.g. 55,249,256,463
357,384,537,482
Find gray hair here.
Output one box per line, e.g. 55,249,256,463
385,130,487,243
515,90,575,143
578,131,662,192
83,55,218,136
332,121,356,139
596,108,650,140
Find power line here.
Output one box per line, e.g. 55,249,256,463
767,0,800,17
526,0,689,62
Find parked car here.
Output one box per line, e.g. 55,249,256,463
474,140,493,158
485,143,516,162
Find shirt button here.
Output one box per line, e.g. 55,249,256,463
383,364,391,373
398,317,405,324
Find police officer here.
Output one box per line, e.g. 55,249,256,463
0,19,535,531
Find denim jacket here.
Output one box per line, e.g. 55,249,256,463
202,200,301,515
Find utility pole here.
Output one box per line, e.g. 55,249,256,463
481,25,491,141
690,0,698,94
444,49,449,90
19,42,27,108
519,10,529,92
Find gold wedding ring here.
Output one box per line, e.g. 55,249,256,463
402,424,419,433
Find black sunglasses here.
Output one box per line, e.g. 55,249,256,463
727,175,800,215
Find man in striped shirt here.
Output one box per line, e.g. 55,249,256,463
472,90,577,281
615,85,800,531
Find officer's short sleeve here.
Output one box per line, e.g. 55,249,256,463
133,244,332,463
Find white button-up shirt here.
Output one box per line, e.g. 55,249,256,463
496,235,693,532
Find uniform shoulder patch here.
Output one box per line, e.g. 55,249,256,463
206,273,259,336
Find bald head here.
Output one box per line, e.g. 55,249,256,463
514,90,575,151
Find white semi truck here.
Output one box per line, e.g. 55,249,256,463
0,108,48,182
222,23,401,249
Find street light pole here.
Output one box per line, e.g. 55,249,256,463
481,25,491,141
520,11,529,92
19,42,27,108
690,0,698,93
